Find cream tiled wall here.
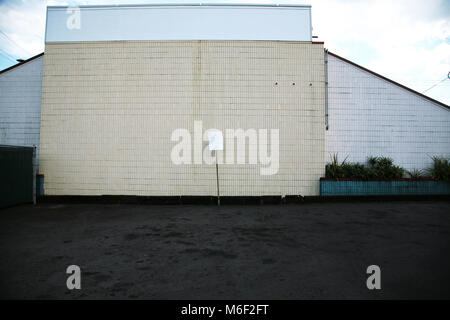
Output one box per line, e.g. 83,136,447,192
40,41,325,196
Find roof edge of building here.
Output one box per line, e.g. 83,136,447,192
0,52,44,75
47,3,312,9
328,51,449,110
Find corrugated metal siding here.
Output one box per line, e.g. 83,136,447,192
40,41,325,196
0,56,44,172
326,54,450,171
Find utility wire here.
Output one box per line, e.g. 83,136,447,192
423,72,450,93
0,50,18,63
0,48,17,61
0,30,33,56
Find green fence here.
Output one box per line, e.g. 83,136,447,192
0,145,34,208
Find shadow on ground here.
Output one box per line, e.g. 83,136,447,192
1,201,449,299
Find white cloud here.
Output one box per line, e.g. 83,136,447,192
309,0,450,104
0,0,46,62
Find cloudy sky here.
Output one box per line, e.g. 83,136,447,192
0,0,449,104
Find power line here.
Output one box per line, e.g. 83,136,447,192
0,50,18,63
0,30,33,56
423,72,450,93
0,48,17,61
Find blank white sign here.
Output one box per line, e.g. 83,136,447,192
208,130,223,151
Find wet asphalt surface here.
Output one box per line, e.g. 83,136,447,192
0,200,449,299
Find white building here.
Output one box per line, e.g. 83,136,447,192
326,52,450,171
0,53,44,172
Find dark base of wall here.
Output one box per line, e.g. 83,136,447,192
37,194,450,205
37,195,302,205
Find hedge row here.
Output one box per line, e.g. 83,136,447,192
325,155,450,181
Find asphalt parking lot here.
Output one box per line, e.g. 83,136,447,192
1,200,449,299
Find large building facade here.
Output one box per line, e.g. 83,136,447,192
1,4,449,197
39,5,326,197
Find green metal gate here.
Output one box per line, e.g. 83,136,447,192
0,145,34,208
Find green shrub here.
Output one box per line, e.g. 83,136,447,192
427,156,450,181
366,157,404,179
325,154,404,180
325,154,348,178
406,169,425,179
325,155,450,181
341,163,369,180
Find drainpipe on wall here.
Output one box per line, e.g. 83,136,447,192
324,48,329,130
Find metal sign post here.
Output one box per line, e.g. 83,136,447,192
32,145,36,205
215,151,220,206
208,130,223,207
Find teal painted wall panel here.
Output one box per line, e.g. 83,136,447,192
320,180,450,196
